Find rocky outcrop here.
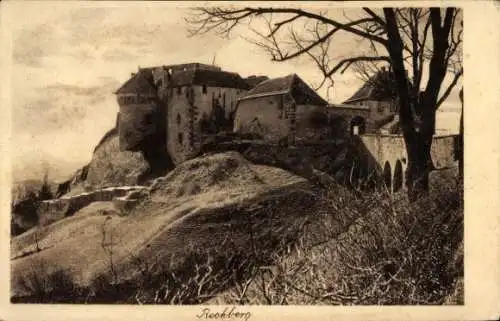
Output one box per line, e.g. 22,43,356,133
85,131,151,189
55,165,89,198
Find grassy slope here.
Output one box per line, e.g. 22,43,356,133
11,152,312,297
11,153,463,305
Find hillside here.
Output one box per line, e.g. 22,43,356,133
11,152,314,298
10,151,463,304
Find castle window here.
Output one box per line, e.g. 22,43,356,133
178,132,183,145
202,84,207,94
176,113,181,125
177,87,182,95
157,79,163,87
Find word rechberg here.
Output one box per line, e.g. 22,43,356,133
196,307,251,321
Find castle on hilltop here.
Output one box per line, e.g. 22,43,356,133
113,62,458,193
114,62,402,166
115,63,260,165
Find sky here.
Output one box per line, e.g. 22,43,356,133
5,3,462,182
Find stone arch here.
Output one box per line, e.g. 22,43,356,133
351,116,366,136
394,160,403,192
383,161,392,192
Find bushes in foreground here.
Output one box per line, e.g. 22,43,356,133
12,179,463,305
216,183,463,305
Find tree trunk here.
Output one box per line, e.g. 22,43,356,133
404,122,435,201
384,8,432,200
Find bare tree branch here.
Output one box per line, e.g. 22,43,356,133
187,7,389,46
327,56,391,76
436,68,463,109
363,8,386,27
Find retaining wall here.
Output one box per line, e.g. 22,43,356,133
38,186,148,226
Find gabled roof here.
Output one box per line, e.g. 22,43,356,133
244,75,269,88
169,69,250,90
115,68,156,94
343,68,397,104
239,74,327,106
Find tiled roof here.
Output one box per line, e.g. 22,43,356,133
240,74,327,106
115,68,156,94
244,75,270,88
343,69,397,104
169,69,250,90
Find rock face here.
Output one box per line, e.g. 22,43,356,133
85,132,151,188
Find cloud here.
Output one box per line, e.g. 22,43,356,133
12,76,121,151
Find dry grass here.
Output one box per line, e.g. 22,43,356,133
12,178,463,305
11,152,463,305
211,178,463,305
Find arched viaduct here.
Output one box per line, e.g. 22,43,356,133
359,134,460,193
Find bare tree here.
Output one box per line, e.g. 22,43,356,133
186,7,463,199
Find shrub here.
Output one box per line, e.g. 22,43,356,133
11,175,463,305
213,181,463,305
14,260,80,303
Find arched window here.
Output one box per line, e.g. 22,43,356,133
202,84,207,94
178,132,183,145
176,113,181,125
383,162,392,193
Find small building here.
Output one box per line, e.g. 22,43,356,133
328,67,399,136
233,74,330,144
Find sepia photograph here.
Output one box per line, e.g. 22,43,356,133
1,1,498,318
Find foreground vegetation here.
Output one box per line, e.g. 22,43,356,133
12,171,463,305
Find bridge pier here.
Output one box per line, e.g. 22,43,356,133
360,133,458,194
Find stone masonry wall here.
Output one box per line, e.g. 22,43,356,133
167,85,247,165
38,186,148,226
234,94,293,143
